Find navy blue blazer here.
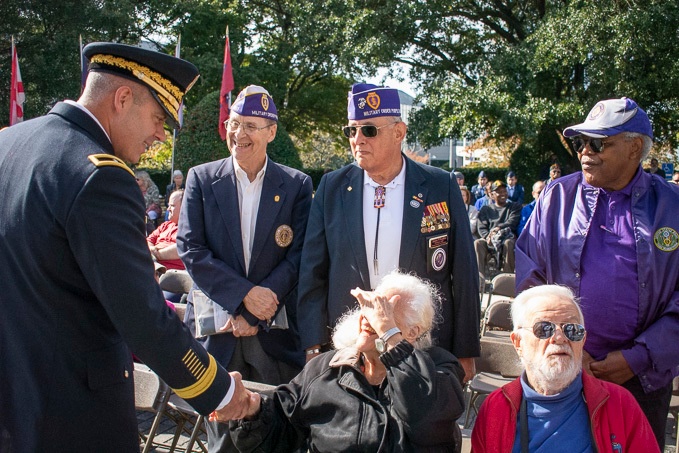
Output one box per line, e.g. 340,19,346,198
177,157,312,370
298,158,481,358
0,103,231,452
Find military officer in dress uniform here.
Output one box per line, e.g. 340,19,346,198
0,43,251,452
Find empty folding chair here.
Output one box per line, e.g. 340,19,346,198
464,337,523,428
480,299,513,340
134,363,172,453
484,272,516,309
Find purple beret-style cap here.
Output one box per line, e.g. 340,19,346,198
347,83,401,120
231,85,278,121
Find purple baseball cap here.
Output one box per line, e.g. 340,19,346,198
347,83,401,120
563,97,653,139
231,85,278,121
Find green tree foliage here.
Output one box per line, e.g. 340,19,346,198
174,90,228,171
382,0,679,183
1,0,164,124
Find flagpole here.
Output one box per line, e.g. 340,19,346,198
79,35,85,95
10,36,14,125
170,34,181,185
9,35,16,126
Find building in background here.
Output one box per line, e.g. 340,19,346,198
397,90,470,168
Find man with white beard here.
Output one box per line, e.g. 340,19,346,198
471,285,658,452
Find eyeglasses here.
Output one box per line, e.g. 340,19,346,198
342,122,400,138
520,321,586,342
570,136,608,154
225,120,274,134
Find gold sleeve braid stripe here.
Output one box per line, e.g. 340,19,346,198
88,154,135,177
89,54,182,111
173,352,218,400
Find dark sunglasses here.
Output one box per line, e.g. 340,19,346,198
342,122,399,138
522,321,586,342
570,136,606,154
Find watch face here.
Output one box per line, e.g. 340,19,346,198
375,338,386,353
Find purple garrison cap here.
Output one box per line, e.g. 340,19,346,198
347,83,401,120
231,85,278,121
563,97,653,139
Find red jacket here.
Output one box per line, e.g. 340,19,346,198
471,372,659,452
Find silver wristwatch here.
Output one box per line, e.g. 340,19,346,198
375,327,402,353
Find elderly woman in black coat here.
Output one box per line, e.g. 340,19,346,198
214,270,466,452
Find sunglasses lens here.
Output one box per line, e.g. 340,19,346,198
562,323,586,341
589,139,603,153
533,321,555,339
572,138,585,153
361,126,378,137
342,126,353,138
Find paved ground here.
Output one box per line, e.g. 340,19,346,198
137,393,678,452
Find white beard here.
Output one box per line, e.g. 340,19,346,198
523,344,581,395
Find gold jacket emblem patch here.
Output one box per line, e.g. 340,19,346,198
275,225,293,248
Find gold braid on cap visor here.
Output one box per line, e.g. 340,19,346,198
89,54,187,122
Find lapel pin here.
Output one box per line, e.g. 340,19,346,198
274,195,280,202
347,186,353,191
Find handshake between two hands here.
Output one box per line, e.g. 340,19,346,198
209,371,262,423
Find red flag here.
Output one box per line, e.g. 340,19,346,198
218,26,235,140
10,38,25,126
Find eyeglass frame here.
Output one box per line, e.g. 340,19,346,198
224,119,275,134
518,321,586,342
569,135,610,154
342,121,401,139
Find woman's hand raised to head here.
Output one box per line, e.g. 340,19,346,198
350,287,400,337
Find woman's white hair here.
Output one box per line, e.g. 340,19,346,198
511,284,584,333
331,270,442,350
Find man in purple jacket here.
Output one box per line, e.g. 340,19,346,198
516,97,679,449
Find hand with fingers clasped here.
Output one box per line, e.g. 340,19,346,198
243,286,279,320
209,371,262,423
221,315,259,337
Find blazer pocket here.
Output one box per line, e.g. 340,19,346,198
86,341,132,390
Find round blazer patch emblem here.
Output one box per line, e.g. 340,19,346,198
275,225,293,248
431,248,446,271
653,227,679,252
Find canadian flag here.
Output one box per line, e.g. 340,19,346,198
10,40,25,126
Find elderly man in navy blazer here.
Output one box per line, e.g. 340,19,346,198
297,83,480,381
177,85,313,452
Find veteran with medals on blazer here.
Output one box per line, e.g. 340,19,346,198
177,85,313,452
0,43,250,452
297,83,480,381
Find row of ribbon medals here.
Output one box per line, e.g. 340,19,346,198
421,202,450,233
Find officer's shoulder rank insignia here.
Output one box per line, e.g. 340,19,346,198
275,225,293,248
88,154,135,177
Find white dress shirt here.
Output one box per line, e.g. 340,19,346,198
234,157,267,275
362,158,406,289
